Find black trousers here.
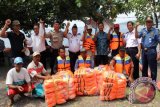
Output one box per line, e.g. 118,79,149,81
69,51,80,73
142,49,157,81
40,50,47,69
50,49,59,75
111,49,119,58
95,55,108,66
126,47,139,80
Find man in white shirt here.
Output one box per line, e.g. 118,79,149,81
27,52,51,97
64,23,82,72
27,22,46,69
6,57,33,106
123,21,141,80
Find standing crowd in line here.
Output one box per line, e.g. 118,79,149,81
0,16,160,106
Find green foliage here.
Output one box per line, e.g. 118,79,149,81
0,0,128,29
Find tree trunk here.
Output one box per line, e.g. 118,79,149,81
154,12,158,28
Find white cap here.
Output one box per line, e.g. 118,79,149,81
87,25,92,29
32,52,40,57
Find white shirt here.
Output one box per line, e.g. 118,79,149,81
0,37,11,48
124,30,141,48
27,23,46,52
6,67,31,85
67,33,82,52
27,61,47,85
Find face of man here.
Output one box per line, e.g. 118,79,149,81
146,21,153,30
53,23,60,31
114,28,119,34
98,23,104,31
81,51,87,58
127,23,134,32
15,63,23,72
119,50,125,58
33,55,41,64
34,25,39,35
59,49,65,58
87,29,92,35
13,24,20,32
72,28,78,36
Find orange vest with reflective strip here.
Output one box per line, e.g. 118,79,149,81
78,55,91,68
110,32,124,50
57,56,70,71
114,54,131,76
83,34,95,52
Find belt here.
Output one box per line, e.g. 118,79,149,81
69,51,80,54
143,47,156,51
126,47,138,49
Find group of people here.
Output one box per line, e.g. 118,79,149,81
0,15,160,106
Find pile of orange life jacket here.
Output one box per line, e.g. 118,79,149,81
44,70,76,107
100,71,127,101
74,67,98,96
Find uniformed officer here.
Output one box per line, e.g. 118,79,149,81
135,16,160,81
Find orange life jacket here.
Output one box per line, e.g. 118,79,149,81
110,32,124,50
78,55,91,68
57,56,70,71
83,34,95,52
114,54,131,76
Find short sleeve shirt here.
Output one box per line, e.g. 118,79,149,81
67,33,82,53
27,61,47,85
6,67,31,85
7,31,25,57
138,27,160,48
48,31,63,49
95,32,108,55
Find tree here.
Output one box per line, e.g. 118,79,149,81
127,0,160,28
0,0,128,30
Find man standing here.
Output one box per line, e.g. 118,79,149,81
0,19,27,65
27,52,51,97
6,57,32,106
64,23,82,72
135,16,160,81
82,25,95,58
108,24,124,57
123,21,141,80
94,22,109,66
27,21,46,69
45,21,64,74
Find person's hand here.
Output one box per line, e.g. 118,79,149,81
28,86,32,92
109,25,113,31
45,76,52,80
21,47,26,53
135,22,140,28
66,22,70,28
135,53,140,59
5,19,11,26
17,86,24,92
129,76,134,83
157,52,160,61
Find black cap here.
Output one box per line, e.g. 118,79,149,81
72,24,77,29
119,46,125,51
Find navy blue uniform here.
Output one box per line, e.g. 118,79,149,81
138,27,160,80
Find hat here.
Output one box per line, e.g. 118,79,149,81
32,52,40,57
114,24,120,28
80,48,86,52
14,57,23,64
119,46,125,51
72,24,77,29
146,16,153,22
87,25,92,29
12,20,20,26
